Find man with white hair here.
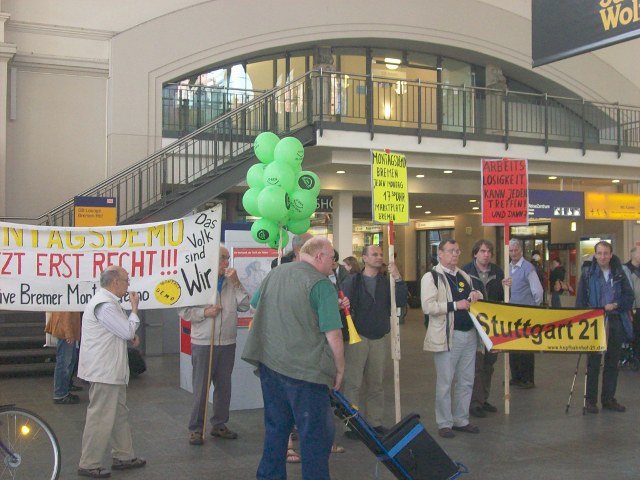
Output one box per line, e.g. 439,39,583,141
243,237,345,480
503,239,543,389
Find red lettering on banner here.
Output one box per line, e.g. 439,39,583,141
481,158,529,226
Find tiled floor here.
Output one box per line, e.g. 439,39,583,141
2,308,640,479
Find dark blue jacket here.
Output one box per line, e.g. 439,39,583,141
575,254,634,312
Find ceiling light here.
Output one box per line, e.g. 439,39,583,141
415,205,423,208
336,170,346,174
472,206,480,210
548,176,558,180
443,170,453,174
612,179,620,183
424,211,431,214
469,199,477,203
416,174,425,178
384,57,401,70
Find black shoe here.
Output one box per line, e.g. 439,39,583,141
602,399,626,412
69,384,83,392
470,405,487,418
516,381,535,389
482,402,498,413
54,393,79,404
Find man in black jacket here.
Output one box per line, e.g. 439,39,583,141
576,241,634,413
462,239,504,418
341,245,408,435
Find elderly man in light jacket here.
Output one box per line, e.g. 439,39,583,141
78,266,145,478
422,239,483,439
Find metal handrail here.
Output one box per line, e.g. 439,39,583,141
7,69,640,226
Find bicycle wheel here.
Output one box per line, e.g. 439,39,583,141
0,406,61,480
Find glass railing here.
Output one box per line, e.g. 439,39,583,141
18,70,640,227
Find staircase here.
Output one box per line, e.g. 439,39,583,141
38,72,317,227
0,312,55,376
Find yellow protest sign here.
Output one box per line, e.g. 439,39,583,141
371,150,409,224
470,301,606,352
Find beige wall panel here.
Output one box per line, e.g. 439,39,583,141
6,70,106,217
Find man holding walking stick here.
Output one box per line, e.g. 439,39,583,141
179,245,250,445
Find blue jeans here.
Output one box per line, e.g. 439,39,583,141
53,339,77,399
256,364,334,480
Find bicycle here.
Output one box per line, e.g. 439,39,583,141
0,404,61,479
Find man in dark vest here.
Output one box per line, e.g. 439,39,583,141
341,244,408,435
242,237,345,480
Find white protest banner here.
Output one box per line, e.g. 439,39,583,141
0,206,222,311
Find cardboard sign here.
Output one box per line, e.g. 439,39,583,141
481,158,529,226
371,150,409,224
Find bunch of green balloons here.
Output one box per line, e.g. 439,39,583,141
243,132,321,249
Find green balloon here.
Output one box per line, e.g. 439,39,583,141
267,230,290,249
246,163,265,189
273,137,304,165
251,218,279,244
257,185,290,224
288,189,317,220
242,187,262,217
253,132,280,164
263,160,296,193
286,217,311,235
296,171,321,196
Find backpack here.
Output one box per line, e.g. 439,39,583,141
424,270,438,330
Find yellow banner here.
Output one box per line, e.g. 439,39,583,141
371,150,409,224
584,191,640,220
470,301,606,352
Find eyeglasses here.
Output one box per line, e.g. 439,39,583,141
442,249,462,255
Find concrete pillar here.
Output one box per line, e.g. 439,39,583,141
0,9,17,216
333,190,353,259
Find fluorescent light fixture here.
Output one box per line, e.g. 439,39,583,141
571,221,577,232
336,170,346,174
472,206,480,210
385,57,401,70
469,199,477,203
424,210,432,214
415,205,423,208
416,174,425,178
443,170,453,174
612,179,620,183
548,176,558,180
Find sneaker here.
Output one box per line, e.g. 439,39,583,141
210,425,238,439
189,431,203,445
111,457,146,471
470,405,487,418
438,428,455,438
584,401,599,414
54,394,80,404
602,399,626,412
482,402,498,413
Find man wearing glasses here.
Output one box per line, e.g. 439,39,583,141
78,266,145,478
422,239,483,439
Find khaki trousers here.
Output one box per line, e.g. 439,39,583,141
79,382,135,469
